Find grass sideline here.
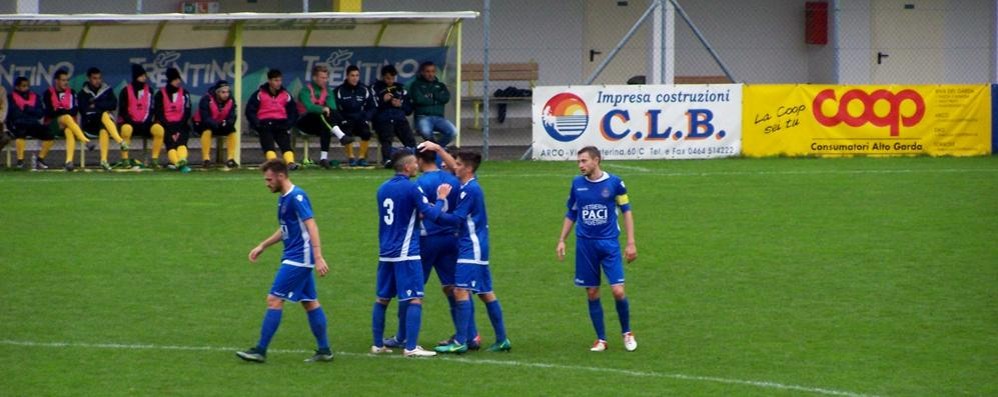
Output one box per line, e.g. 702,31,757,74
1,157,996,396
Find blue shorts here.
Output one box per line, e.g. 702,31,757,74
269,264,317,302
455,264,493,294
575,238,625,287
376,260,425,301
420,234,458,286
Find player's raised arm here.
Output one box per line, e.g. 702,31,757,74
303,218,328,277
249,227,283,262
418,141,456,172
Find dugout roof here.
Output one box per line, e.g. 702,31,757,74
0,12,478,50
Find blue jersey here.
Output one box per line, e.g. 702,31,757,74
278,185,316,267
439,177,490,265
377,174,445,261
566,172,631,240
417,169,460,237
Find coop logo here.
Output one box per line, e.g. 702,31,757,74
542,93,589,142
812,88,925,136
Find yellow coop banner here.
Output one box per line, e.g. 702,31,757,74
742,85,991,156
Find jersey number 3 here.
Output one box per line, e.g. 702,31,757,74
382,198,395,225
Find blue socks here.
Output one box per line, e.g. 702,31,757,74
455,299,472,345
306,306,329,350
588,299,606,341
615,297,631,334
395,300,410,342
468,300,478,342
485,299,507,342
404,302,423,351
447,294,459,335
256,308,283,352
372,301,387,347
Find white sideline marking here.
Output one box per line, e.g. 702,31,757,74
0,339,877,397
6,167,995,183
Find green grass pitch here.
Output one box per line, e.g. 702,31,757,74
1,157,996,396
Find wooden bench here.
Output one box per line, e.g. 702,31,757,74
461,62,538,129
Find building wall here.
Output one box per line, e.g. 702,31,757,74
23,0,998,84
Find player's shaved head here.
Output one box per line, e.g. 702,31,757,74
392,150,416,175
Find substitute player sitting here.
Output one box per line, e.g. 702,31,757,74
118,64,165,168
246,69,300,169
237,159,333,363
194,80,238,169
7,77,54,169
335,65,376,167
155,68,192,172
44,69,90,171
296,64,352,169
556,146,638,352
371,65,417,169
77,67,127,171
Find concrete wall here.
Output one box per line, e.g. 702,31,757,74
365,0,585,86
944,0,994,83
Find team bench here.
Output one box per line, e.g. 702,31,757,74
461,62,538,129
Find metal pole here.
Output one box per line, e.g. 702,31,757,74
655,0,672,84
668,0,737,83
136,0,142,14
303,0,309,13
455,21,463,148
482,0,490,159
585,1,657,85
234,22,244,166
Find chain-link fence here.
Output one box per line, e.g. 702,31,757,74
13,0,998,160
368,0,997,155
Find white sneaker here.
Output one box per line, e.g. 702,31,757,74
370,345,393,354
623,332,637,352
589,339,607,352
403,346,438,357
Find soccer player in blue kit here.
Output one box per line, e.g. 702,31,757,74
370,150,453,357
556,146,638,352
237,159,332,363
383,149,482,350
418,142,512,354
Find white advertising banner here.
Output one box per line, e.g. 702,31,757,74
532,84,742,160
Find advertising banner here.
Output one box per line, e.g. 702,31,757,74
0,47,446,106
532,84,742,160
743,84,992,156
